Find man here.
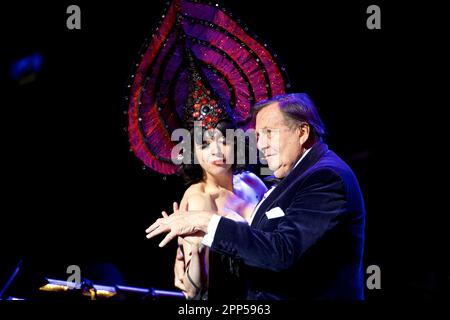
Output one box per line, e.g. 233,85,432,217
146,93,366,299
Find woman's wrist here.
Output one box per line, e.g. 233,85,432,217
185,265,202,293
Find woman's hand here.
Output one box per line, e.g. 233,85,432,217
182,231,205,248
174,240,188,295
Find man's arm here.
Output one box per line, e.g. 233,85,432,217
146,169,348,272
210,168,348,272
146,210,214,246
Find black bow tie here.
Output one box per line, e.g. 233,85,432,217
263,175,283,187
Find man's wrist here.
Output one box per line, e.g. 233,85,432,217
201,214,221,248
198,212,214,233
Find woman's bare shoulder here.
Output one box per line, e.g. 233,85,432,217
181,183,211,210
183,183,206,198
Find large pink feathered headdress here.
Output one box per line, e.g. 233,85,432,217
127,0,289,174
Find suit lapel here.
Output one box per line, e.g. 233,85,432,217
251,142,329,228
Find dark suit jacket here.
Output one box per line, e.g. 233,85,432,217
210,142,366,300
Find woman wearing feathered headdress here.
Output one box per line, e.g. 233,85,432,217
127,0,288,299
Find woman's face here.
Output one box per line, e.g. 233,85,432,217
194,129,234,177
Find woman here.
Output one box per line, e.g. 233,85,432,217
128,0,288,300
172,121,267,300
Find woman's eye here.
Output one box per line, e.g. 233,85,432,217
201,141,210,149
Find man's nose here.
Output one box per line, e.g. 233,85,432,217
257,134,268,151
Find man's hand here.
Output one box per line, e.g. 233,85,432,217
145,210,213,247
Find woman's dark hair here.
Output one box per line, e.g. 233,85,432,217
177,121,250,186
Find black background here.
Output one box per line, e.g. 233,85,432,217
0,0,447,302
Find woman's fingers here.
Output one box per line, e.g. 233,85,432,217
173,202,179,213
162,211,169,218
176,244,184,259
174,278,186,292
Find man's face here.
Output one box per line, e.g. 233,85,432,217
255,103,307,178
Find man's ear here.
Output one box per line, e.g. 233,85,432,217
298,123,310,145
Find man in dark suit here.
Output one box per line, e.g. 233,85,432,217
146,93,366,300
